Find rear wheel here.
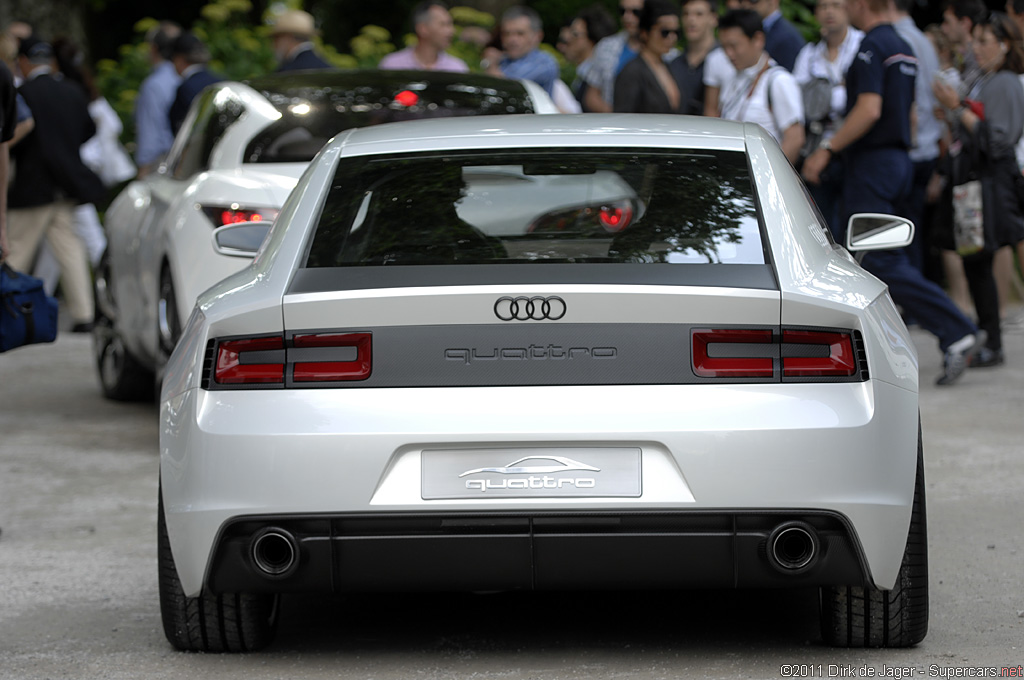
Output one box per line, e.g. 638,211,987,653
820,430,928,647
158,487,278,652
92,253,154,401
157,265,182,357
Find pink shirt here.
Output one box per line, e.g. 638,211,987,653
379,47,469,73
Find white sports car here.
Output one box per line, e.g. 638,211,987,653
94,70,557,400
158,115,926,652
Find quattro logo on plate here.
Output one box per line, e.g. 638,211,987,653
421,448,641,499
459,455,600,492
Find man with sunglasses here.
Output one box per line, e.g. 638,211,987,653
737,0,805,71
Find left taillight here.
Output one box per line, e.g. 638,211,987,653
208,333,372,388
215,336,285,385
201,205,280,228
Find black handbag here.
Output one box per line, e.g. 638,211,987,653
1,262,59,352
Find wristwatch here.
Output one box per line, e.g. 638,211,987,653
818,139,834,156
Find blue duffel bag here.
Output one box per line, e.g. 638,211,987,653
1,262,59,353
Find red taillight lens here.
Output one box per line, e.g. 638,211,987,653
292,333,372,382
527,199,635,234
691,329,774,378
782,330,856,377
201,206,280,227
598,203,633,232
691,328,860,380
394,90,419,107
215,336,284,384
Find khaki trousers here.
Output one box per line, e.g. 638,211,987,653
6,201,95,324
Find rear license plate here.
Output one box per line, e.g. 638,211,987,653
421,448,642,500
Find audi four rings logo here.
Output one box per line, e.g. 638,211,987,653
494,296,566,321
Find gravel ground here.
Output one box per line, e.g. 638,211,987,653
0,309,1022,679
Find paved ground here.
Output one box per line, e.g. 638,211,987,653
0,310,1021,679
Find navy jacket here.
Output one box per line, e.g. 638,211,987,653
765,16,806,72
9,72,105,208
277,46,331,72
168,68,224,135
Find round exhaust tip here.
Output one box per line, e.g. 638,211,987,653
767,521,820,574
250,528,299,578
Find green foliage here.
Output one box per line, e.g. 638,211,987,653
782,0,821,43
95,0,275,151
349,25,396,68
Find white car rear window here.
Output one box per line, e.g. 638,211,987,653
306,149,764,267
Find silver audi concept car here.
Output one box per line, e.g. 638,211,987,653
158,115,926,651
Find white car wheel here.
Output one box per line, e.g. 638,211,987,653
92,253,153,401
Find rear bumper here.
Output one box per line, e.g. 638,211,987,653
207,511,867,594
161,380,918,597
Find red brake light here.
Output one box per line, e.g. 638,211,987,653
394,90,419,107
691,328,860,380
598,203,633,232
292,333,372,382
782,330,856,377
691,329,774,378
202,206,280,227
215,336,284,384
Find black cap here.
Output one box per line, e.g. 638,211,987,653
17,35,54,62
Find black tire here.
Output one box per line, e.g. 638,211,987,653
820,428,928,647
157,265,182,358
158,488,278,652
92,253,154,402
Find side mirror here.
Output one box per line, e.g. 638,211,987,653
212,221,273,258
845,213,915,252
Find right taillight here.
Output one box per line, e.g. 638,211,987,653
691,327,864,381
781,329,856,378
692,328,774,378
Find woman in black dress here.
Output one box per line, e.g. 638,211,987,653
613,0,681,113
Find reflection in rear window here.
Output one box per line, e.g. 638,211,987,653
243,74,537,164
305,149,764,267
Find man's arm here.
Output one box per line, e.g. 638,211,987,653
802,92,882,184
703,85,720,117
584,86,613,113
11,116,33,146
780,122,805,164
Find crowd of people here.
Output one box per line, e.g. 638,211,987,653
2,0,1023,385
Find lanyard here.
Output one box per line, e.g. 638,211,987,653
723,56,772,121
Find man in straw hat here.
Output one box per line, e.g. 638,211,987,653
270,9,331,72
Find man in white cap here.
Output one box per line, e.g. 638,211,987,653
270,9,331,72
379,1,469,72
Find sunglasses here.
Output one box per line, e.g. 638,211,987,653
620,7,641,15
660,28,680,37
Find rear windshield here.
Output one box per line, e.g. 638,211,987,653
244,76,537,164
305,149,764,268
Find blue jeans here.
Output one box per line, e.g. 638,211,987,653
845,148,977,352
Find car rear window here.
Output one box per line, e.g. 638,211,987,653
244,75,537,164
304,149,764,268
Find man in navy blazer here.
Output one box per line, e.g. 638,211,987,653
5,37,104,330
741,0,805,71
168,32,224,135
271,10,332,72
